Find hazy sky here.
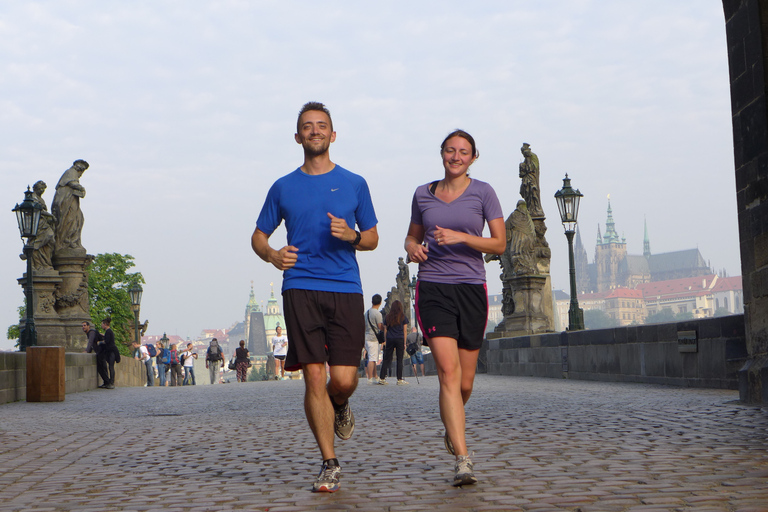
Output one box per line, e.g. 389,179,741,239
0,1,738,350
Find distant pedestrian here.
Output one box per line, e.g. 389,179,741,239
206,338,224,384
364,294,383,384
378,300,409,385
271,326,288,380
98,318,119,389
82,321,100,354
133,341,154,387
404,129,505,486
182,343,198,385
169,344,183,386
234,340,250,382
156,340,170,387
406,327,426,377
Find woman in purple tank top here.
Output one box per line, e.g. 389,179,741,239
404,129,505,487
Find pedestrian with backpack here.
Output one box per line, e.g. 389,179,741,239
206,338,224,384
156,340,170,386
132,341,154,386
169,344,183,386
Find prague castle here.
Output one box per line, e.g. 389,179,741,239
574,201,712,294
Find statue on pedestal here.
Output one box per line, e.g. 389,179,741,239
519,143,544,219
20,180,56,272
52,159,89,254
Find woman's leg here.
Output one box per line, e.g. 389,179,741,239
395,340,404,380
379,341,394,380
430,337,480,457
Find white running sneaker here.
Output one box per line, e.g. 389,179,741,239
397,379,409,385
453,455,477,486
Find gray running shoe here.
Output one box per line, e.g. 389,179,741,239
312,462,341,492
444,431,455,455
377,378,387,385
453,455,477,486
334,400,355,440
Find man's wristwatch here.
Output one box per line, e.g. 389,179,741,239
350,230,361,246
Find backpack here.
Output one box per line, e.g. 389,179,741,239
180,352,187,365
208,345,221,361
145,344,157,358
159,348,170,364
170,350,180,365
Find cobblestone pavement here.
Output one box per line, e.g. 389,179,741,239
1,375,767,512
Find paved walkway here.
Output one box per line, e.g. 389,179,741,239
0,375,767,512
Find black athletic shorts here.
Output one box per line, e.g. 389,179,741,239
415,281,488,350
282,289,365,371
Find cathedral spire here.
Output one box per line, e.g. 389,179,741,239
603,197,621,244
596,224,602,245
643,217,651,258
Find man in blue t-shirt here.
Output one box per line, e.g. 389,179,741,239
251,102,378,493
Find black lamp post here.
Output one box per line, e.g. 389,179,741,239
12,187,43,351
554,174,585,331
408,275,417,328
129,283,143,346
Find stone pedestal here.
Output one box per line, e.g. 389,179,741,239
18,271,67,347
26,346,65,402
492,274,549,338
52,251,93,350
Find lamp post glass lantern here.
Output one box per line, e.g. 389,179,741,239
129,283,143,346
554,174,585,331
12,187,44,351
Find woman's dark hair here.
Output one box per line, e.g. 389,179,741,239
385,300,406,327
440,129,478,158
239,339,245,348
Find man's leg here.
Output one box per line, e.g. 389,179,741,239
145,359,154,386
96,354,108,386
303,363,358,460
190,366,196,385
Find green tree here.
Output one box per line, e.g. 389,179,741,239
713,307,731,317
6,305,25,349
644,308,676,324
584,309,619,330
87,253,145,356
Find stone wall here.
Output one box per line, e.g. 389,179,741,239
486,315,747,389
0,351,147,405
723,0,768,403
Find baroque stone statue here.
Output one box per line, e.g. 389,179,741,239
52,159,89,254
519,143,544,218
507,200,538,276
20,180,56,272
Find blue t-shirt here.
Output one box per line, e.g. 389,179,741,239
256,165,378,294
410,179,503,284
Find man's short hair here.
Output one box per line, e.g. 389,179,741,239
372,294,382,305
82,321,90,327
102,317,111,326
297,101,333,132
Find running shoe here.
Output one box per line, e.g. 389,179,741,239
377,378,388,385
444,431,455,455
397,379,409,385
453,455,477,486
334,400,355,440
312,461,341,492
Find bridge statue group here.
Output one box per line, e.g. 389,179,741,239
17,159,94,349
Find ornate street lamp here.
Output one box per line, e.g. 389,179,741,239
554,174,585,331
129,283,143,346
12,187,43,351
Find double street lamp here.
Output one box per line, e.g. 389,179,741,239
12,187,43,351
554,174,585,331
129,283,143,346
